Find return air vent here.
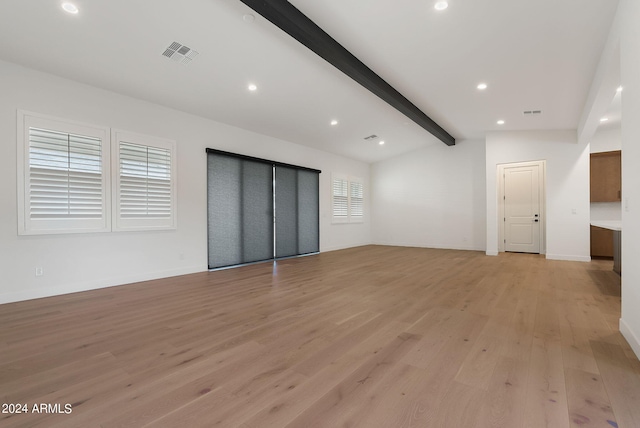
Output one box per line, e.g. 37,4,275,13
363,134,378,140
523,110,542,116
162,42,199,64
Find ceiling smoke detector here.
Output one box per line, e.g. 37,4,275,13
162,42,199,64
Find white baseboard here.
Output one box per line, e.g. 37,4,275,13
320,242,373,253
372,241,485,252
486,250,499,256
0,265,205,305
545,254,591,262
620,318,640,360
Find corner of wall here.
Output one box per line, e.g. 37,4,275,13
620,318,640,359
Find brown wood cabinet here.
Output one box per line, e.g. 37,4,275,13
590,150,621,202
591,225,614,258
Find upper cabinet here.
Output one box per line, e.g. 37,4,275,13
590,150,621,202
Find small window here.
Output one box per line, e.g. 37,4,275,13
349,179,364,222
331,174,363,223
112,130,176,231
17,111,110,235
332,175,349,223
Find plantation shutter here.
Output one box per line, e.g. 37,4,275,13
19,112,110,235
332,176,348,221
119,142,172,219
112,130,176,231
349,180,364,221
28,127,103,220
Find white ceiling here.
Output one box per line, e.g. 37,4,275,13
0,0,619,163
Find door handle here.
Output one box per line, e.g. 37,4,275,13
534,219,539,222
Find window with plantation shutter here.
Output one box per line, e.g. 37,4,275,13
349,179,364,222
332,175,349,222
17,111,110,235
331,174,364,223
112,131,176,231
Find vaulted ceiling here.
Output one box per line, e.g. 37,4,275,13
0,0,619,162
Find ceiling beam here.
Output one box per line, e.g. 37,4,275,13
238,0,455,146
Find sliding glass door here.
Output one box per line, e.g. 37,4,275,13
275,166,319,258
207,149,320,269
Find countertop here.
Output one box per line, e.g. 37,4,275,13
590,220,622,231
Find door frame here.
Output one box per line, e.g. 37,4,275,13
497,160,547,254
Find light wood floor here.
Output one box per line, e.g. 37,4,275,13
1,246,639,428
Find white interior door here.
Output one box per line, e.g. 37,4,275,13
503,164,541,253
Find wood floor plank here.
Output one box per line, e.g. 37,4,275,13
557,294,602,377
590,340,640,428
523,337,570,428
429,381,486,428
281,333,421,428
0,246,637,427
474,357,529,428
565,367,617,428
239,320,411,427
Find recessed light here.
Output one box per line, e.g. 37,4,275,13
434,1,449,11
617,86,623,92
379,140,385,145
497,120,505,125
600,117,609,122
477,83,488,90
330,120,338,126
62,2,79,14
248,84,257,91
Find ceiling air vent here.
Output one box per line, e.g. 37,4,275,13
523,110,542,116
162,42,199,64
364,134,378,140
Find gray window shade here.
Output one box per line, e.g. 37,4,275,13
296,169,320,255
207,155,241,267
241,160,274,264
207,149,320,269
275,166,298,258
207,153,274,269
119,142,172,219
274,167,319,258
28,127,103,219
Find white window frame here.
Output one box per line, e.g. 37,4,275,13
17,110,111,235
331,174,364,224
111,130,177,231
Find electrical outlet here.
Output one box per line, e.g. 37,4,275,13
35,267,43,277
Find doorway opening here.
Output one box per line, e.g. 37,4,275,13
498,160,546,254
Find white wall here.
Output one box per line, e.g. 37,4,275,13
618,0,640,358
590,125,622,153
486,130,591,261
590,125,622,222
370,140,486,251
591,203,622,222
0,60,371,304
